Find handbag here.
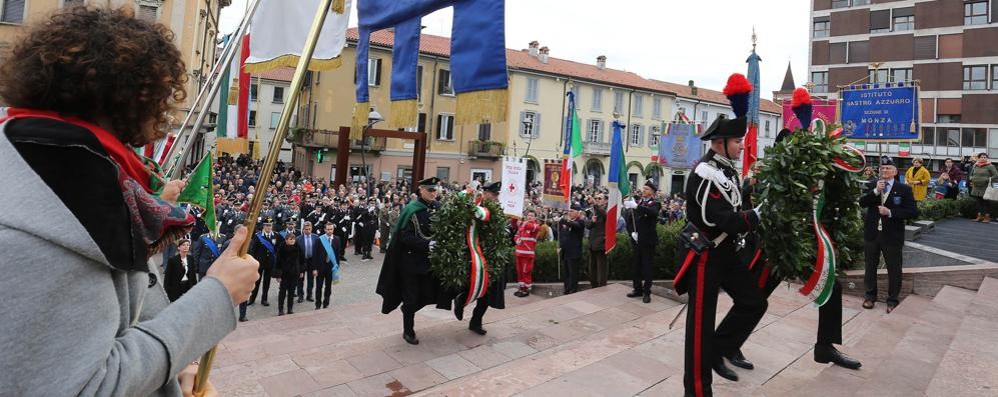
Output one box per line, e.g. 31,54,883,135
984,177,998,202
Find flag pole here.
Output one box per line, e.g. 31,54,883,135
192,0,335,394
164,0,265,180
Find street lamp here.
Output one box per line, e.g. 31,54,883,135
361,108,383,198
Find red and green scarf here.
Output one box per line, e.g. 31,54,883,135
3,108,194,257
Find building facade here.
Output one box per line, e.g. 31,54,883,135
291,30,783,193
206,67,295,162
0,0,229,165
810,0,998,171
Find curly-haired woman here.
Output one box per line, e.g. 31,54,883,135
0,7,259,396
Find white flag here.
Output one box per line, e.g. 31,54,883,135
244,0,352,73
499,157,527,218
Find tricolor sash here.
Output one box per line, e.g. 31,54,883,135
256,233,278,261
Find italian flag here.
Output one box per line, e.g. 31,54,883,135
561,91,583,200
606,120,630,253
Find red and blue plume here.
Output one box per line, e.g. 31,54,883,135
723,73,752,119
791,87,814,130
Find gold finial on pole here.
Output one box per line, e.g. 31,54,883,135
752,27,757,50
804,81,816,92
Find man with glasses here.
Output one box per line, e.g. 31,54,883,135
860,156,917,313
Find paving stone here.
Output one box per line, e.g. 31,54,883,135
457,345,514,369
425,353,482,380
306,359,366,388
387,363,449,392
346,350,404,377
258,369,323,397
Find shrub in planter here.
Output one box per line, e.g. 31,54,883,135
527,222,684,284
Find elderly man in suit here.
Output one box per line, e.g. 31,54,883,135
860,156,918,313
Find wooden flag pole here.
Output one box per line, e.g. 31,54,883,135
192,0,335,394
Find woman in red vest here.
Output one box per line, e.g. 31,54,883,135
514,208,541,297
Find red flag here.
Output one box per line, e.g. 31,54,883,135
237,34,251,139
743,124,758,176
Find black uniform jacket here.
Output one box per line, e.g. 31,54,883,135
859,180,918,246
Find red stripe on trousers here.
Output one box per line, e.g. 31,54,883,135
694,251,709,397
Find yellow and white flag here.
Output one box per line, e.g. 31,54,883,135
244,0,352,73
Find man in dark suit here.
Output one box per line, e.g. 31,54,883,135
585,194,609,288
296,222,322,303
859,156,918,313
559,203,586,295
248,218,278,306
315,223,343,310
624,181,663,303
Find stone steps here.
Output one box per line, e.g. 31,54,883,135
924,277,998,396
211,277,998,396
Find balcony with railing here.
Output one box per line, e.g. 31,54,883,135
583,141,611,156
288,128,386,151
467,140,504,158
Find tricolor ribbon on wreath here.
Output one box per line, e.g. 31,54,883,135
793,113,866,306
458,189,492,306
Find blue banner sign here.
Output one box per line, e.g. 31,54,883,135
840,85,919,140
658,123,702,169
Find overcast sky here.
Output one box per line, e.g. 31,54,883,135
220,0,810,99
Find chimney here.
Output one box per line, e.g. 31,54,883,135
596,55,606,70
688,80,698,96
539,46,550,64
528,41,540,57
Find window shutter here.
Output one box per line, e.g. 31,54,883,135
137,4,157,22
375,59,382,86
438,70,447,93
870,10,891,31
848,41,869,63
893,7,914,17
446,116,454,139
519,111,526,136
534,113,541,138
913,36,936,60
436,114,443,139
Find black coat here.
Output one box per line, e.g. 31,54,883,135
249,232,279,272
164,254,197,302
586,205,607,251
275,241,303,279
633,197,662,247
558,216,586,259
859,180,918,246
375,198,448,314
314,234,345,274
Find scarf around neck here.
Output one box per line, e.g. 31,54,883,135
976,159,991,167
2,108,193,258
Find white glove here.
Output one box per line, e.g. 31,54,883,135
358,222,365,228
429,241,437,252
344,216,351,221
753,205,762,218
631,232,638,242
624,199,638,209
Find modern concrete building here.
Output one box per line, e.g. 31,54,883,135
810,0,998,170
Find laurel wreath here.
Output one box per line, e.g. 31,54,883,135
429,193,514,290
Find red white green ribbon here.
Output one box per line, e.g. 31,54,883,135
462,189,491,306
797,122,865,307
799,181,836,306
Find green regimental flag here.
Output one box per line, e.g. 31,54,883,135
178,153,217,235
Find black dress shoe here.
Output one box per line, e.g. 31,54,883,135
642,293,651,303
626,291,643,298
814,344,862,370
261,301,270,307
287,310,294,315
469,325,487,335
297,297,303,303
514,290,527,298
306,297,314,302
238,317,248,322
323,304,329,309
403,332,419,345
725,350,754,370
713,360,739,382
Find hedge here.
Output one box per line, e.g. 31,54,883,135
916,197,977,221
526,222,683,284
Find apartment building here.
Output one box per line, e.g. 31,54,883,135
810,0,998,169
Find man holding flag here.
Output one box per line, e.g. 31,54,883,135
598,118,632,289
